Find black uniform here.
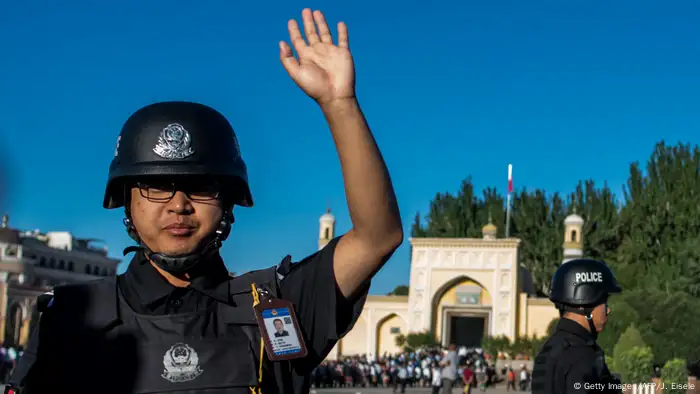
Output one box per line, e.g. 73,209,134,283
531,259,622,394
532,318,619,393
7,101,369,394
10,238,367,394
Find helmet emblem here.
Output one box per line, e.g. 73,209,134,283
153,123,195,160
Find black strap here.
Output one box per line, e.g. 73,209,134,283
556,303,598,339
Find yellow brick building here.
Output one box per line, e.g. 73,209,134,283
321,211,586,359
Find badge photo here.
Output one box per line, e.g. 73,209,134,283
254,299,308,361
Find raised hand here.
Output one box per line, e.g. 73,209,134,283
280,9,355,106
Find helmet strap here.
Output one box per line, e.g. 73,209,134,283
122,209,234,275
557,304,599,339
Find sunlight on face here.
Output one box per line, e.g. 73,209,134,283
129,183,224,256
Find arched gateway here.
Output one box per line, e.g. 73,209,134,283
322,213,584,360
409,235,519,345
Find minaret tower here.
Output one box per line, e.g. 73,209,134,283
562,209,584,263
318,207,336,251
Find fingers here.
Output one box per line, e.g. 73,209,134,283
287,19,307,54
279,41,300,76
287,9,349,49
337,21,349,49
313,10,333,44
302,8,320,46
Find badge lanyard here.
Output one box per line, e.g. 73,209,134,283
251,284,308,362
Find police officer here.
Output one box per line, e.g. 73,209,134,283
531,259,623,394
7,8,402,394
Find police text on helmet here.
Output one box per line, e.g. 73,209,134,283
575,272,603,283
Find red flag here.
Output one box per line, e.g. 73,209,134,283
508,164,513,194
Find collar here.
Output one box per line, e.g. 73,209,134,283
557,316,596,342
122,251,231,305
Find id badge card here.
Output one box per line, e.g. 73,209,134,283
253,290,308,361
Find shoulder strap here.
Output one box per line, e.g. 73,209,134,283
249,284,266,394
53,277,120,332
226,265,294,394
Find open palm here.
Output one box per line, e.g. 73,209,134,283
280,9,356,105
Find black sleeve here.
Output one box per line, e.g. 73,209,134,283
278,236,369,371
561,353,600,394
8,306,57,393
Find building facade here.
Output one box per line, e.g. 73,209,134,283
324,210,585,359
0,214,120,347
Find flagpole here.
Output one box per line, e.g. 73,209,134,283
505,164,513,238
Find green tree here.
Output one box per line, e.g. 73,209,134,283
482,335,511,356
388,285,409,296
613,324,646,372
409,141,700,361
411,212,427,237
622,289,700,364
395,334,407,348
404,331,439,350
597,295,639,356
617,346,654,385
412,178,624,295
661,359,689,394
511,189,566,295
616,142,700,293
567,180,622,261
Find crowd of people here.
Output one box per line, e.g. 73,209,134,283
311,345,532,392
0,344,22,384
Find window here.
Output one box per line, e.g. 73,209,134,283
93,266,100,275
5,245,18,257
68,261,74,271
571,230,577,242
39,257,46,266
49,258,56,268
58,260,65,270
85,264,92,274
390,327,401,334
455,285,481,305
324,228,330,239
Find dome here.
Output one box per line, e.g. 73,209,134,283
320,208,335,222
564,213,584,226
482,222,497,237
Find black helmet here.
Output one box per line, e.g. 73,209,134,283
549,259,621,336
106,101,251,275
549,259,621,306
103,101,252,209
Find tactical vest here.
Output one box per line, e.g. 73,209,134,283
531,335,621,394
531,335,573,394
10,267,294,394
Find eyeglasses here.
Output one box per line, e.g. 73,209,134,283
136,181,221,202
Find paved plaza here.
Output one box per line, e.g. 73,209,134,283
1,384,521,393
314,386,521,394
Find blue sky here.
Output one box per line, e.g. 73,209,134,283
1,1,698,295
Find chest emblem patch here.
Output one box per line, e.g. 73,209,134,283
161,343,203,383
